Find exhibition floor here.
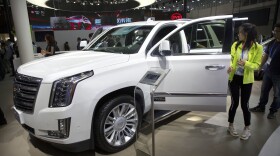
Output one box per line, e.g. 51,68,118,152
0,76,280,156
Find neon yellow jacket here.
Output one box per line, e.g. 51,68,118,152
229,42,263,84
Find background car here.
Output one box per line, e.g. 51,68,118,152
53,22,70,30
51,17,70,30
66,15,92,30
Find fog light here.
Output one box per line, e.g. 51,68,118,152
47,118,71,139
48,131,62,138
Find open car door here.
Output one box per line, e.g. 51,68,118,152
146,15,233,112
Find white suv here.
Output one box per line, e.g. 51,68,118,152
13,15,233,153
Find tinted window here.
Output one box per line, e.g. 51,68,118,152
147,25,177,51
151,30,183,56
186,20,225,51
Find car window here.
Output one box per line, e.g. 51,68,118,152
151,30,183,56
186,20,226,52
150,19,228,56
166,31,182,55
147,25,177,51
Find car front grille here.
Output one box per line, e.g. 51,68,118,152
13,73,42,113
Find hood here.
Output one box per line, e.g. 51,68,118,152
18,51,129,82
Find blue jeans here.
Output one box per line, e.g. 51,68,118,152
258,70,280,113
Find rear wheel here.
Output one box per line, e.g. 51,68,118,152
94,95,141,153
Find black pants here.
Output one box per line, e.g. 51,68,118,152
228,75,252,126
258,70,280,113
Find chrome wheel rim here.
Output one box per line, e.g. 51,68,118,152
104,103,138,146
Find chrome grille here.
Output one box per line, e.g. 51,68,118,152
13,73,42,113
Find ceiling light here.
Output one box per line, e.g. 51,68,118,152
28,0,156,11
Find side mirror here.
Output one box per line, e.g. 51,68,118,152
158,40,171,56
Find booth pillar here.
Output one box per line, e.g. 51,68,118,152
10,0,34,64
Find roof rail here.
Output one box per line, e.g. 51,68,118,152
176,18,192,21
233,17,248,21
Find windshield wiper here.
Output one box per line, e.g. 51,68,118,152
86,48,123,54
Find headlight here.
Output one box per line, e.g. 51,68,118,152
49,71,93,107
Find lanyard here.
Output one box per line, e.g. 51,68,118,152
269,41,280,59
241,49,245,59
241,44,247,60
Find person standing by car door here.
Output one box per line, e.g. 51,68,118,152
227,23,263,140
249,23,280,119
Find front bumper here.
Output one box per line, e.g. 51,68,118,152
13,83,96,145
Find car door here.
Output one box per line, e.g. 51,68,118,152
146,15,233,112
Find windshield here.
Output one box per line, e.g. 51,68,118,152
87,26,153,54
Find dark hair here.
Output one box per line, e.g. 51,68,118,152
45,34,55,45
274,23,280,28
235,23,257,50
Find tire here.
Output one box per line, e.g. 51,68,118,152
94,95,142,153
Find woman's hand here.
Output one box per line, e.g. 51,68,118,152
227,66,233,74
237,60,246,66
41,50,46,55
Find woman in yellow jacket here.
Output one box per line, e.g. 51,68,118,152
227,23,263,140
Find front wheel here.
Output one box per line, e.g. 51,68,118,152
94,95,141,153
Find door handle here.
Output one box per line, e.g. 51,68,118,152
205,65,225,71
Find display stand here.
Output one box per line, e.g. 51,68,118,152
134,68,170,156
